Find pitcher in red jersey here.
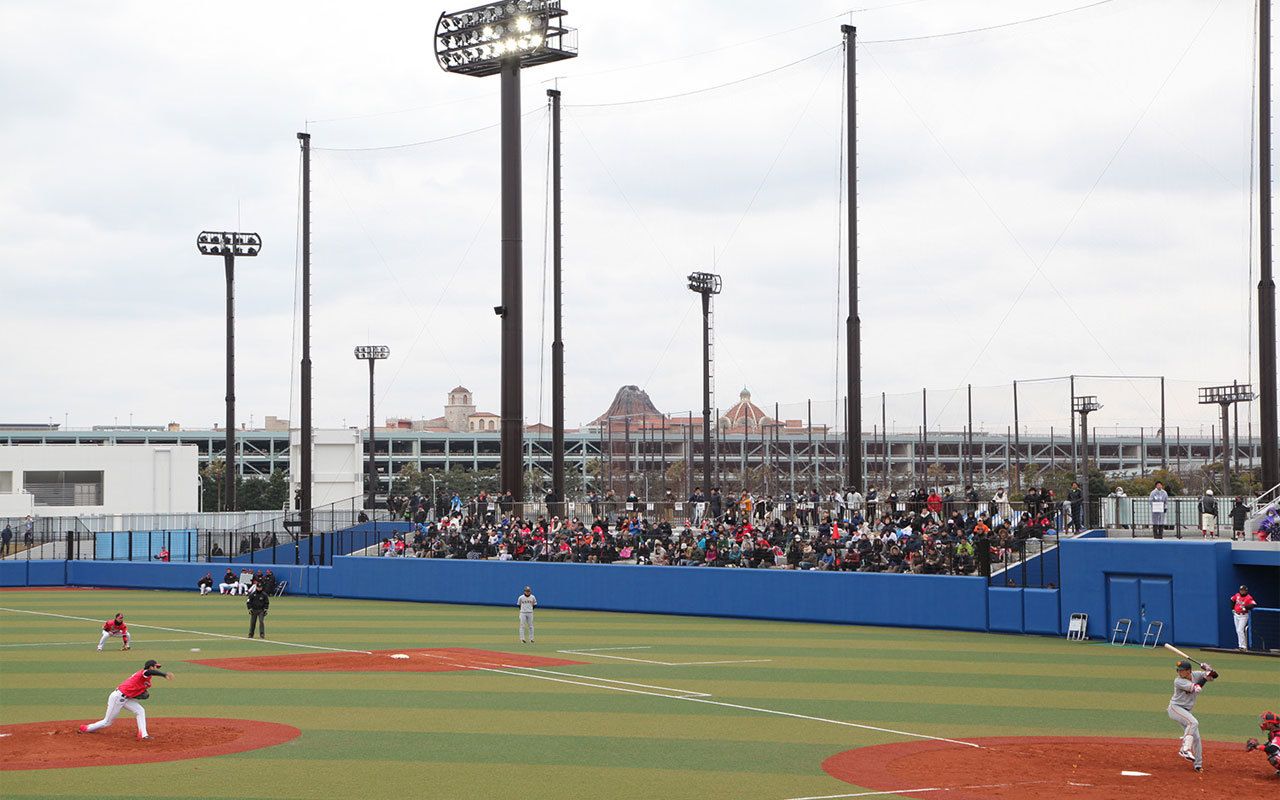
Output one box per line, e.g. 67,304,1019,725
78,659,173,739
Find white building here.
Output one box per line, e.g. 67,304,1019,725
289,428,363,509
0,444,199,517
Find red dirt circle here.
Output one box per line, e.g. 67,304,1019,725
0,718,301,770
823,736,1276,799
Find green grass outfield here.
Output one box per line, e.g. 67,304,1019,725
1,589,1276,800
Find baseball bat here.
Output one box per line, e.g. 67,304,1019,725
1163,642,1193,660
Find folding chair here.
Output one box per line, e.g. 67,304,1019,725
1066,612,1089,641
273,580,288,597
1110,618,1132,646
1141,620,1163,648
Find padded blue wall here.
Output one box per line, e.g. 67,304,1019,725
330,557,991,629
1059,539,1236,647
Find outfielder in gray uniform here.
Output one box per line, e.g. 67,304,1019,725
518,586,537,643
1167,658,1218,771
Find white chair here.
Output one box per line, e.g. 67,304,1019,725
1066,612,1089,641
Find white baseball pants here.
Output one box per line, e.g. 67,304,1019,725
85,689,147,737
1167,704,1201,768
519,611,535,642
96,630,127,650
1234,612,1250,649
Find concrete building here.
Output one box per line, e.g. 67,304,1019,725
0,444,198,517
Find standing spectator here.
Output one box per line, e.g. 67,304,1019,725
964,485,979,515
1,523,11,556
1068,482,1084,533
866,486,878,521
709,488,723,523
156,546,170,563
1149,481,1169,539
1199,490,1218,539
1230,497,1250,540
23,516,34,548
246,582,269,638
992,487,1010,522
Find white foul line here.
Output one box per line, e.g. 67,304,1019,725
558,648,772,666
783,781,1044,799
412,652,710,697
0,607,373,654
0,638,213,648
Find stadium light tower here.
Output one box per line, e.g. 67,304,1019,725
687,272,722,495
1072,395,1102,530
197,231,262,511
435,1,577,513
354,345,390,510
1199,383,1255,494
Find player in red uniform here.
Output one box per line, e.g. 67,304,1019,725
97,613,130,651
78,659,173,739
1247,710,1280,778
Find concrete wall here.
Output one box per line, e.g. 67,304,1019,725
289,429,362,509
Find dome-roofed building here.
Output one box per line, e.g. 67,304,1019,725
721,387,772,432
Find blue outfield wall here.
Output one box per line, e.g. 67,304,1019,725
1059,539,1238,648
329,557,991,629
3,539,1269,644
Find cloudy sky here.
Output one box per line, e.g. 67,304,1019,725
0,0,1268,439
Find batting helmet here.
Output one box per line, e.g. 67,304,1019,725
1261,711,1280,732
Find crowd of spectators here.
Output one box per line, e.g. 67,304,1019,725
370,485,1073,577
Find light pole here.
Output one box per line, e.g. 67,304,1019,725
435,1,577,514
197,230,261,511
1198,383,1255,494
687,272,722,495
354,345,390,510
841,24,862,494
1072,395,1102,529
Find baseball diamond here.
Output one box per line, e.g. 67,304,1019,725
2,589,1277,799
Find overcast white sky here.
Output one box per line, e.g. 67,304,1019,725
0,0,1269,437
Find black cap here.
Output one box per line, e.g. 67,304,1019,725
144,659,161,669
1175,659,1193,670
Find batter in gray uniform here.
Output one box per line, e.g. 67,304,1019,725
1167,658,1218,771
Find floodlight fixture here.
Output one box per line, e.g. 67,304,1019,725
354,345,391,509
687,271,722,295
435,0,576,77
198,229,262,512
1197,384,1255,406
197,231,262,258
1199,382,1255,493
1072,395,1103,415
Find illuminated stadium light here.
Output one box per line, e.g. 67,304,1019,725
353,345,390,360
197,231,262,258
435,0,576,77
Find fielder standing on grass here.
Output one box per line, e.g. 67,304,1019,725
97,613,130,651
518,585,537,643
1167,658,1218,772
78,659,173,740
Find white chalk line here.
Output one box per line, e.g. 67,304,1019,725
558,648,772,666
0,607,373,654
422,650,976,749
0,638,212,648
411,651,710,697
784,781,1046,799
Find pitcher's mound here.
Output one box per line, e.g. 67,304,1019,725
0,718,300,770
188,647,585,672
823,736,1272,799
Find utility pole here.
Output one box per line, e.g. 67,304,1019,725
842,24,862,492
548,88,565,517
1260,0,1279,489
297,132,314,547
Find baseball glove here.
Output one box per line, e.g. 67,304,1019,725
135,690,150,700
1247,738,1260,751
